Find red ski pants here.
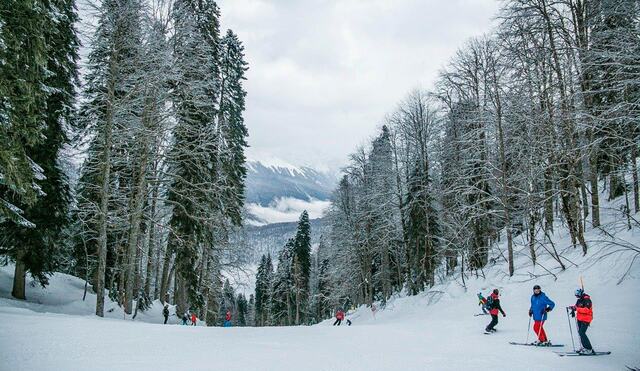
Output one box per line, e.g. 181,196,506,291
533,320,547,342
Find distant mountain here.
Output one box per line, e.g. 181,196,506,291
245,160,336,207
244,159,337,226
241,158,336,260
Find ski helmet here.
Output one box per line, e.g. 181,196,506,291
533,285,541,290
493,289,499,295
575,288,584,297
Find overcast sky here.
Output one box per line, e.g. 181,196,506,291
217,0,500,171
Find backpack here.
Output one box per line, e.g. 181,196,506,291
484,295,494,311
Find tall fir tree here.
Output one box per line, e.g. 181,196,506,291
292,210,311,324
0,0,50,227
167,0,221,315
0,0,79,299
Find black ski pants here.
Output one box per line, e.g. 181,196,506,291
577,320,592,350
486,314,498,331
333,319,342,326
164,315,168,324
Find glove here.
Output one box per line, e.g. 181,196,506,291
502,313,506,317
545,307,552,313
528,309,533,317
570,311,575,318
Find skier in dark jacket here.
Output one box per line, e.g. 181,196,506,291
162,304,170,324
569,288,595,354
529,284,555,345
182,312,189,325
484,289,506,333
333,309,345,326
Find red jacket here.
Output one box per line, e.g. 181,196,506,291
191,313,197,322
336,310,344,320
573,294,593,323
488,293,506,316
226,311,232,321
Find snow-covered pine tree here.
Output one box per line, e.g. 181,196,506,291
0,0,79,299
217,29,249,226
292,210,311,324
0,0,51,228
247,294,256,326
166,0,221,315
236,293,248,326
271,240,294,325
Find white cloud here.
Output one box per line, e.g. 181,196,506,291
247,197,331,224
218,0,500,170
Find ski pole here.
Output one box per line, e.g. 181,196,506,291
566,307,576,352
525,315,531,345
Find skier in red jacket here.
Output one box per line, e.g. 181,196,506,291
569,288,595,354
191,312,197,326
224,310,232,327
333,309,345,326
484,289,506,333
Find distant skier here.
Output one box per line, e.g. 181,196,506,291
182,312,189,326
569,288,595,354
163,304,170,324
224,310,232,327
529,284,555,345
191,312,197,326
477,292,488,314
333,309,344,326
484,289,506,333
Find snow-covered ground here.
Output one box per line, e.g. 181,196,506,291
1,194,639,370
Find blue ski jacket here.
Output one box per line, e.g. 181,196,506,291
530,292,555,321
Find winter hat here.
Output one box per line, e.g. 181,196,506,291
493,289,499,295
575,288,584,297
533,285,541,290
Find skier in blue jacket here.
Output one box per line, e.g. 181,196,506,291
529,284,555,345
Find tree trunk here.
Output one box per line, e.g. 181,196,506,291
159,243,173,303
11,258,26,300
124,151,148,314
632,147,639,213
95,74,114,317
544,167,554,233
589,149,601,227
528,211,536,266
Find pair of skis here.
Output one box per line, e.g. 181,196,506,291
509,342,564,348
509,342,611,356
555,351,611,357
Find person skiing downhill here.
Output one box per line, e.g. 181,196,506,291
478,292,489,314
191,312,197,326
224,310,232,327
162,304,170,324
334,309,345,326
529,284,555,345
484,289,506,333
569,288,595,354
182,312,189,325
